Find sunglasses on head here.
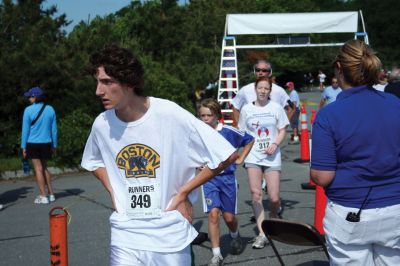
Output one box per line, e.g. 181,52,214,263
255,68,272,73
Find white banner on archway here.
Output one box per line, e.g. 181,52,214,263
227,12,358,35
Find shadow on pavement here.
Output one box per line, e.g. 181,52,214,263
0,186,33,204
53,188,85,200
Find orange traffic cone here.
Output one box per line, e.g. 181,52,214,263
294,104,310,163
301,109,317,190
50,207,69,266
314,185,327,235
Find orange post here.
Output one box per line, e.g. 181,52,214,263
301,109,317,190
300,104,310,162
314,185,327,235
310,109,317,128
50,207,68,266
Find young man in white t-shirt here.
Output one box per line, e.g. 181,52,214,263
81,45,237,266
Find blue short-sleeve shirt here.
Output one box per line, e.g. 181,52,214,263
311,85,400,208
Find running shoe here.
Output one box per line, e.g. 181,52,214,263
208,254,223,266
252,235,267,249
34,195,49,204
278,205,283,218
49,194,56,202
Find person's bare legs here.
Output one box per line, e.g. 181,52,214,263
223,212,238,233
293,128,299,139
42,160,54,195
247,167,264,235
31,159,46,197
265,170,281,218
208,208,221,248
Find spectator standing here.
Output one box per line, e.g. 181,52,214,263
311,40,400,265
384,67,400,98
319,77,342,109
81,45,237,265
238,76,289,249
373,70,388,91
318,70,326,91
198,98,254,266
21,87,57,204
285,82,300,144
385,81,400,99
308,72,314,89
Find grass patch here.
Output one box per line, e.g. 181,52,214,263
0,157,56,173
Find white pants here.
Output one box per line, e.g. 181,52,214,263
324,201,400,266
110,245,191,266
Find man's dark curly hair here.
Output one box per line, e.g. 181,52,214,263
89,44,144,96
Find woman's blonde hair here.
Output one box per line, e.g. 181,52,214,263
336,40,381,87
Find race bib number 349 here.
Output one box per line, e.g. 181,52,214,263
125,183,161,218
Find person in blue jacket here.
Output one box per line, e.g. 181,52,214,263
21,87,57,204
311,40,400,265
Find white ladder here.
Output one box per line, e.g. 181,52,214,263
217,36,239,125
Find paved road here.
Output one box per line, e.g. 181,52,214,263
0,91,328,266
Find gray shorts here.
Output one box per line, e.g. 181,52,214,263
244,163,281,173
290,108,300,129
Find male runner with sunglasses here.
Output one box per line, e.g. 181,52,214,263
232,60,292,125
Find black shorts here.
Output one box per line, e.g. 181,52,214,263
26,143,53,160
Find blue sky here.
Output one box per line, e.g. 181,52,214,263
42,1,187,33
42,0,131,33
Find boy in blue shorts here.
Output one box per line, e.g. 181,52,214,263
199,98,254,266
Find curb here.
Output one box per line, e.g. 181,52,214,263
1,166,81,180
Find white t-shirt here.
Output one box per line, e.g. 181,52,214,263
373,83,387,92
81,97,235,252
238,101,289,167
289,90,300,108
319,73,326,83
232,82,290,110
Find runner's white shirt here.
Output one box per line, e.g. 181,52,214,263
232,82,290,110
81,97,235,252
238,101,289,167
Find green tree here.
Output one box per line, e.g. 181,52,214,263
0,0,69,156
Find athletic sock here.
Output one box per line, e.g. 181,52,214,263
230,231,239,238
212,247,221,257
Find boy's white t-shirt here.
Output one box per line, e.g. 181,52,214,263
238,101,289,167
81,97,235,252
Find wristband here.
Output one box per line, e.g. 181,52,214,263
272,143,279,147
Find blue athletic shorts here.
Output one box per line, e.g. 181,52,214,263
202,174,237,214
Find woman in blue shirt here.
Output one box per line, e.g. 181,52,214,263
21,87,57,204
311,40,400,265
